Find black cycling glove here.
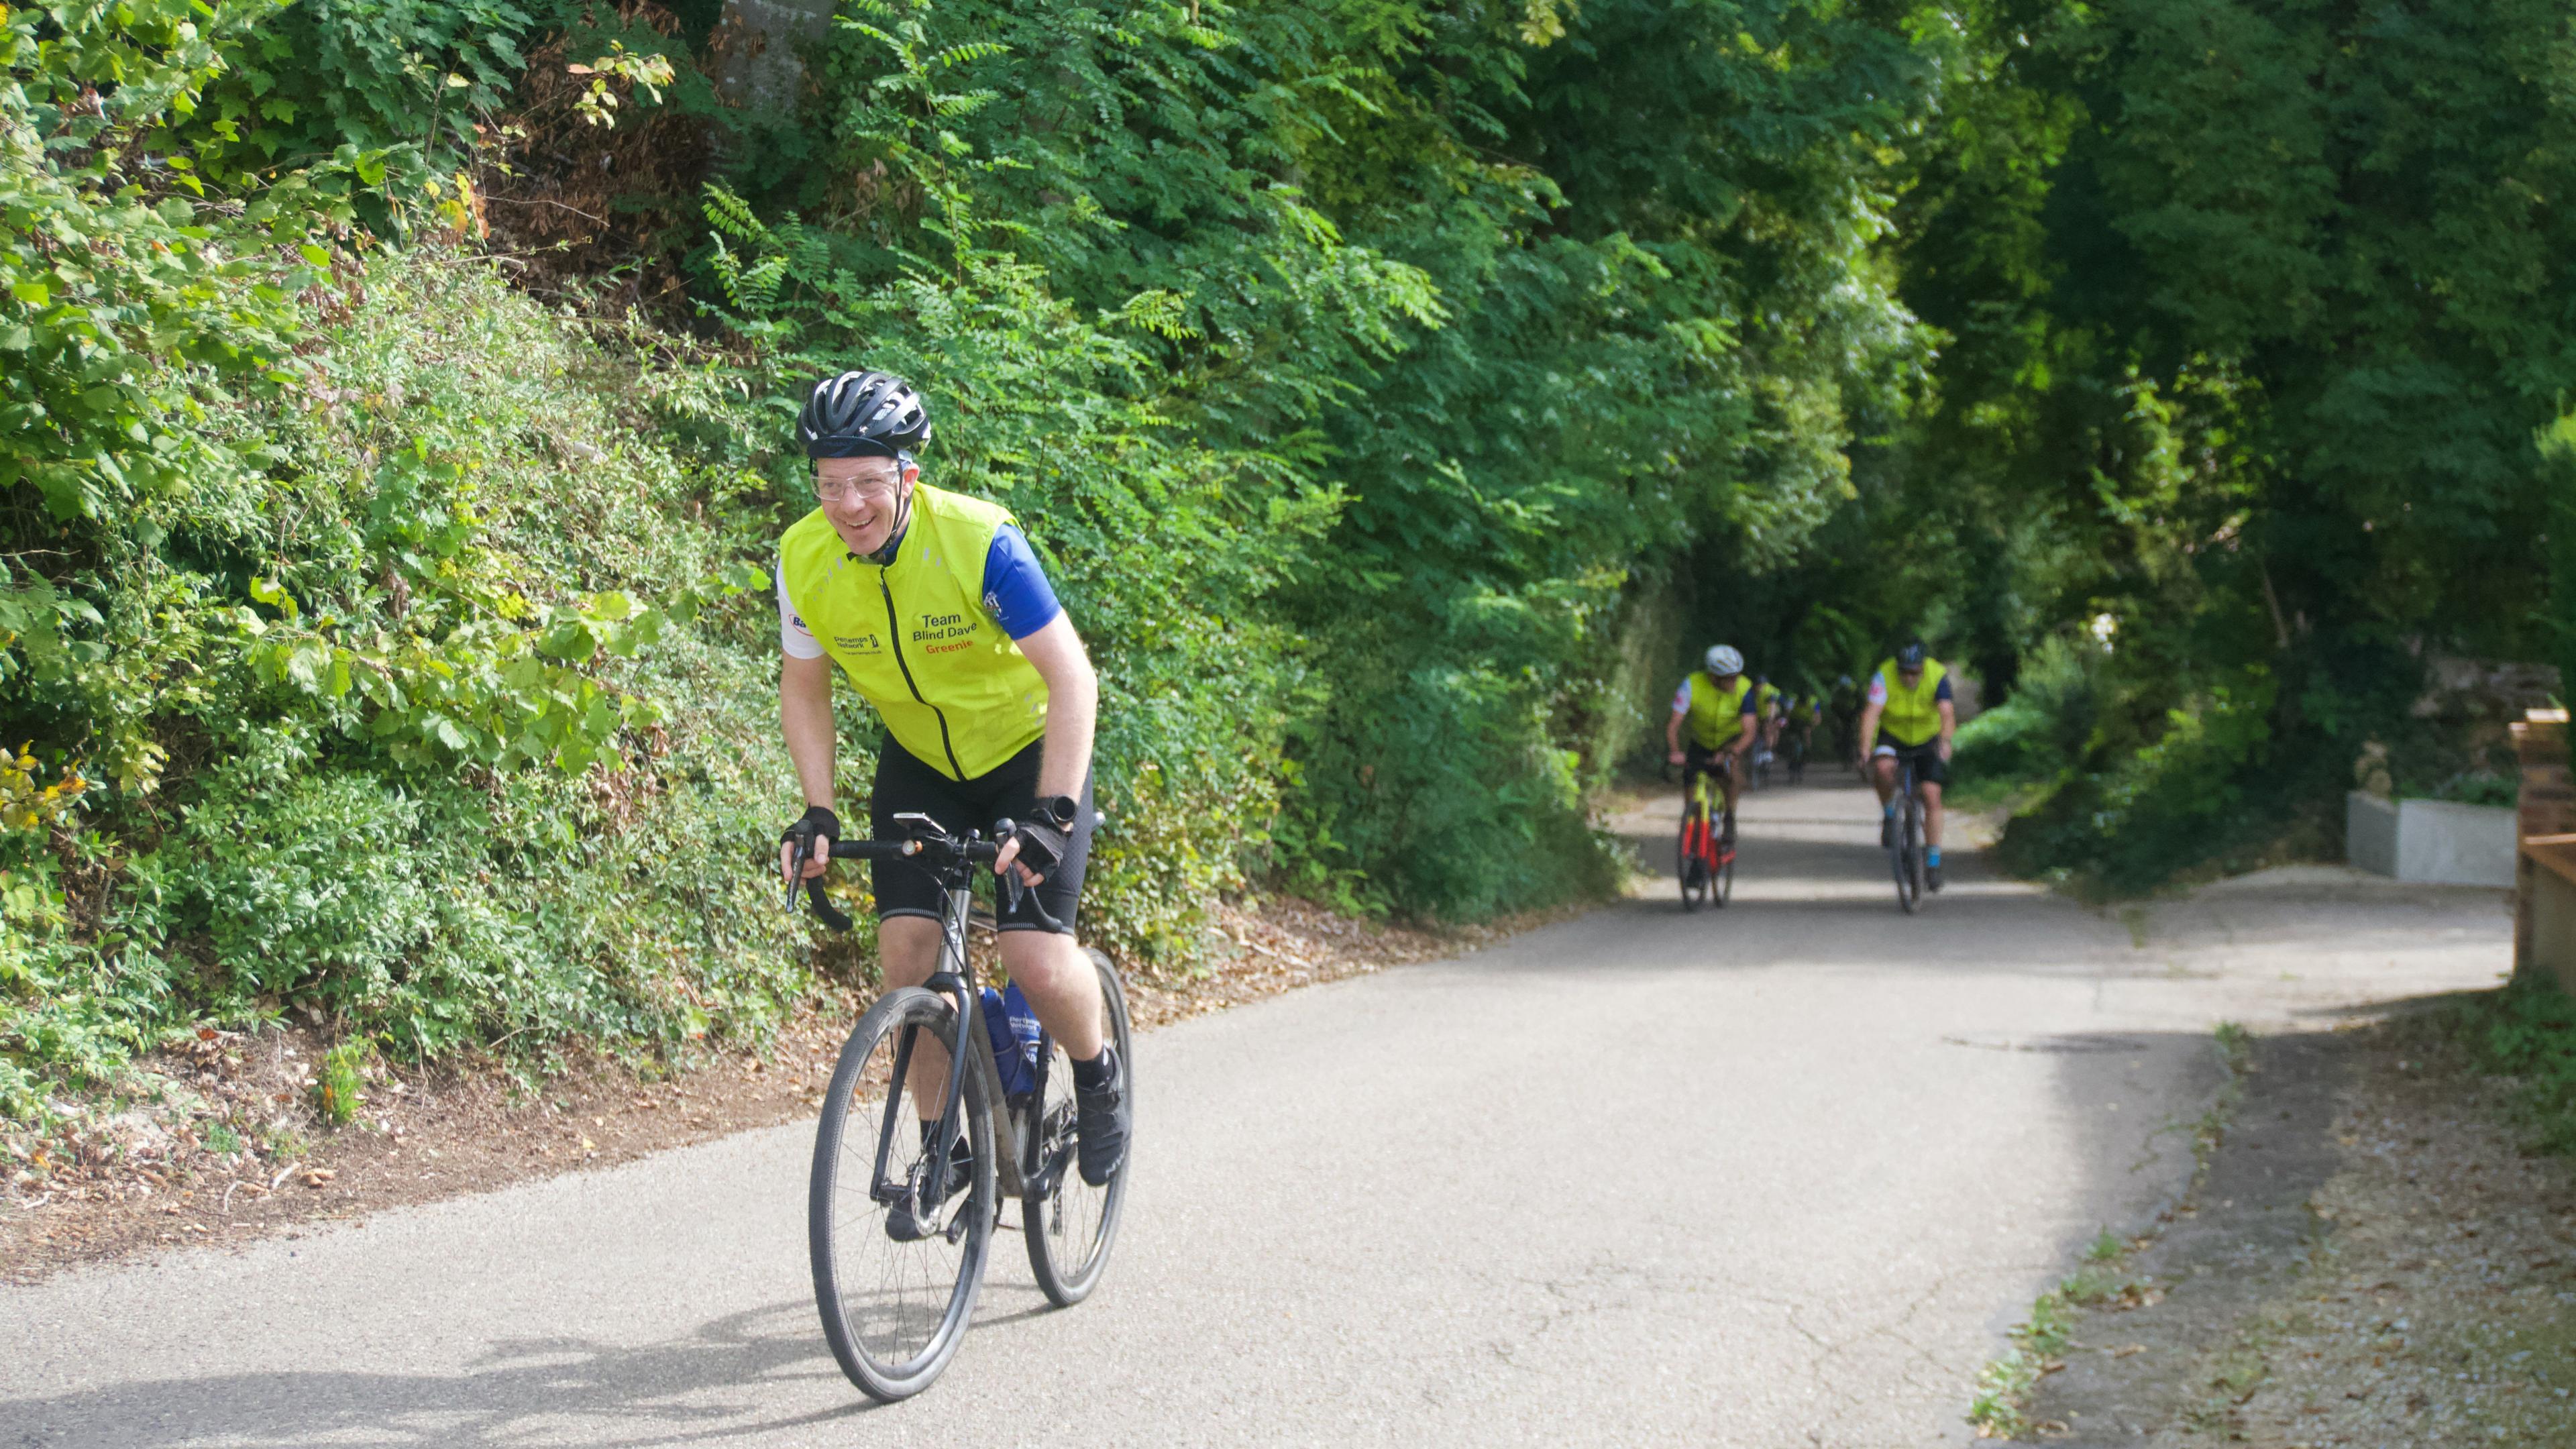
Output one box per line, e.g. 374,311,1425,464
781,804,840,875
1005,796,1077,880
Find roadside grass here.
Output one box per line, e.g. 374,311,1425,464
1966,1022,2251,1440
2421,972,2576,1155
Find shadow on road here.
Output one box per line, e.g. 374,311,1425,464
9,1300,875,1448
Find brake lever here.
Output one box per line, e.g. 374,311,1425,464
993,818,1069,934
783,830,855,933
782,830,812,912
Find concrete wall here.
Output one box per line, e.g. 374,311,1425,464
2348,792,2400,877
2347,791,2517,887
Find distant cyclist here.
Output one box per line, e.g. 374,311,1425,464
773,370,1128,1210
1666,645,1760,843
1827,673,1862,765
1856,641,1957,890
1782,688,1820,767
1749,673,1782,767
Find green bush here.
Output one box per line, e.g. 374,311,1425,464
2436,975,2576,1157
1951,635,2107,792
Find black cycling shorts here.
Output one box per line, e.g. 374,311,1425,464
1682,739,1740,786
1872,731,1949,788
870,736,1094,934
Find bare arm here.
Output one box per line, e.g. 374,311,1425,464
1015,612,1097,800
1856,702,1884,755
1936,698,1957,759
991,613,1097,883
780,652,837,881
1666,706,1686,763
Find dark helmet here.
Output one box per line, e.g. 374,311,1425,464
1895,640,1929,671
798,370,931,460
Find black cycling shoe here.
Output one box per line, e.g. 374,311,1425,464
1880,812,1897,849
1074,1049,1130,1188
885,1128,973,1243
1927,863,1944,893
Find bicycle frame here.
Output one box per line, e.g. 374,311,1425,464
887,877,1048,1212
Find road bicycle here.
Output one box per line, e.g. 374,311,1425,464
1677,760,1736,911
1888,753,1928,914
788,813,1132,1401
1782,722,1810,786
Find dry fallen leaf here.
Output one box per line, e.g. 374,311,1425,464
2110,1344,2146,1358
303,1169,335,1188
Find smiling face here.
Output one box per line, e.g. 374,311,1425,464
814,455,914,556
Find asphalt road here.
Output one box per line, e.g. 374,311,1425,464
3,771,2512,1446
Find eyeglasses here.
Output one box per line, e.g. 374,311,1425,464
813,474,902,503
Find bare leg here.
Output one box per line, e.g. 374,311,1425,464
998,928,1104,1062
876,915,953,1122
1921,781,1945,849
1870,753,1898,804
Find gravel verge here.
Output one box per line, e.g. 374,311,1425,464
2019,1016,2576,1445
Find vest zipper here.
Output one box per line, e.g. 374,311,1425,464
878,567,967,779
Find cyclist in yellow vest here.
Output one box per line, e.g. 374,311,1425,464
1750,674,1783,767
1664,644,1762,844
773,370,1126,1201
1856,639,1957,890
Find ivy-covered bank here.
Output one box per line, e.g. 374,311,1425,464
3,0,1941,1132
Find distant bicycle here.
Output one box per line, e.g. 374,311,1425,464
789,814,1132,1401
1677,760,1736,910
1783,724,1809,786
1888,753,1929,913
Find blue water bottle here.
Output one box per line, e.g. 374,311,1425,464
981,985,1040,1097
1002,981,1043,1094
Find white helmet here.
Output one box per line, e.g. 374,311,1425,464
1703,645,1743,677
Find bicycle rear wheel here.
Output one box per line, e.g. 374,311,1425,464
1024,949,1133,1307
810,987,997,1401
1715,838,1735,907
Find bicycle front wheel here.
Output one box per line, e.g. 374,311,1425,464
1025,949,1133,1306
1893,798,1923,915
1678,813,1709,912
810,986,998,1402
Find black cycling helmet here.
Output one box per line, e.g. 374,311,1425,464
798,370,931,460
1895,640,1929,671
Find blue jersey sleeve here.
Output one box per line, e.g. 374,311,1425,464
981,524,1063,640
1935,675,1954,703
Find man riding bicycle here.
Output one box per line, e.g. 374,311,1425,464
1856,640,1957,890
773,371,1128,1207
1666,645,1761,842
1749,673,1783,768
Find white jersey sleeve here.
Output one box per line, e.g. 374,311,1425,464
1865,669,1890,706
1671,679,1693,714
778,561,824,660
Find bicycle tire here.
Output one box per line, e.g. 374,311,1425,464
1714,842,1734,907
1678,810,1709,912
1894,792,1922,915
810,986,998,1402
1024,948,1133,1306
